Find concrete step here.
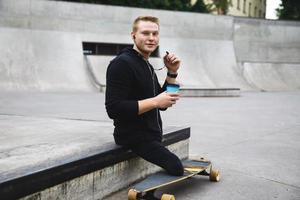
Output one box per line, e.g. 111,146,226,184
0,127,190,200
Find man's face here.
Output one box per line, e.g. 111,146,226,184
132,21,159,55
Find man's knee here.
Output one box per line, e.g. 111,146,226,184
166,159,184,176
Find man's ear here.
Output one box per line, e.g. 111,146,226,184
131,32,135,40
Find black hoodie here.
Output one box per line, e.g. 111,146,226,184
105,47,168,145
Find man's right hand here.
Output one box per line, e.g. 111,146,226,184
138,92,179,115
152,92,180,109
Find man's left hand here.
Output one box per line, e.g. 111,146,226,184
163,52,181,73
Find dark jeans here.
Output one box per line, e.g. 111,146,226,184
127,141,184,176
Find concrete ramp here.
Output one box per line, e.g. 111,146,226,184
153,39,253,91
234,18,300,92
177,40,252,90
242,63,300,91
84,55,110,92
0,27,95,92
0,0,300,92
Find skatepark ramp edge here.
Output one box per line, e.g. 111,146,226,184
0,127,190,200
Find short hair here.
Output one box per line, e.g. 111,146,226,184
132,16,160,32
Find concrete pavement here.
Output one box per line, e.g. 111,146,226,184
0,91,300,199
105,91,300,200
0,92,112,186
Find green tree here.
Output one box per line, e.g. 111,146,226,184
190,0,209,13
276,0,300,20
56,0,208,13
206,0,231,15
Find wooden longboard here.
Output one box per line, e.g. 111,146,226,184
128,158,220,200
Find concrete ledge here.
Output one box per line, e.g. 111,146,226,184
180,88,241,97
0,127,190,200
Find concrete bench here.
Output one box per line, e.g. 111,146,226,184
0,127,190,200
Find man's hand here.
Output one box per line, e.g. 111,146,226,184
138,92,180,115
152,92,180,109
163,52,181,73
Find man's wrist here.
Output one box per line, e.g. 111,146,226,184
150,97,158,108
167,70,177,74
167,71,178,78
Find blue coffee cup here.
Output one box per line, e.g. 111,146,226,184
166,84,180,93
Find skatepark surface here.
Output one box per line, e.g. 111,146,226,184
105,91,300,200
1,1,300,199
1,91,299,199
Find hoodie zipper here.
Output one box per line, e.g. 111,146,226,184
145,60,162,133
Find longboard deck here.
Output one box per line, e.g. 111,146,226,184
128,158,220,200
133,159,211,193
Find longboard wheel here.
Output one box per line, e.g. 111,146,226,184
209,169,220,182
161,194,175,200
128,189,138,200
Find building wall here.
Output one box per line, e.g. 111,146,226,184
203,0,266,18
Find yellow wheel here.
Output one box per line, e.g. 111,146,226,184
161,194,175,200
209,169,220,182
128,189,138,200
